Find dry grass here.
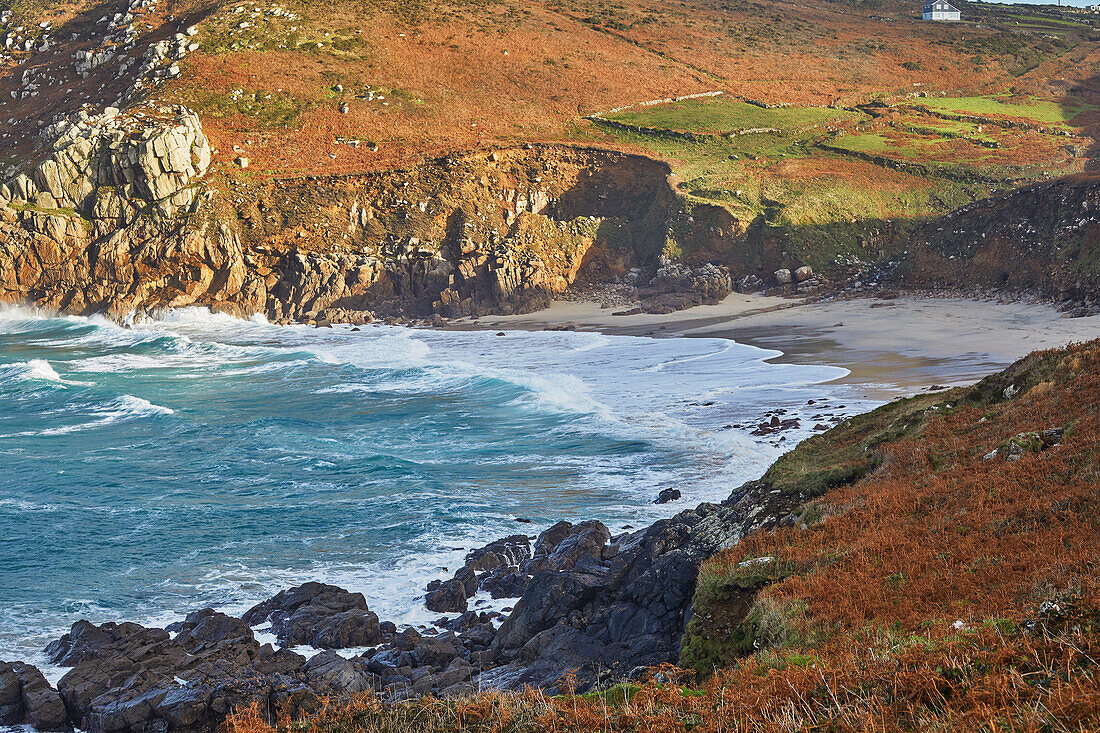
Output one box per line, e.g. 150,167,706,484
224,340,1100,732
225,621,1100,732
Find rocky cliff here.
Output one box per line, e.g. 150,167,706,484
896,172,1100,313
0,106,736,322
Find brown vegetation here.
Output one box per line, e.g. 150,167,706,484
221,341,1100,732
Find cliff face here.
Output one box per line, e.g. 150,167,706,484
898,173,1100,311
0,108,700,322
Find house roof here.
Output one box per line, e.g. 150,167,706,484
923,1,960,11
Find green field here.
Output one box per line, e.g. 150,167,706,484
604,97,858,134
906,94,1095,126
829,132,995,164
1008,13,1090,28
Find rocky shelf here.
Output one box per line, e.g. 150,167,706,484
1,473,807,733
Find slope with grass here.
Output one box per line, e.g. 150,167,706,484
3,0,1100,321
219,339,1100,732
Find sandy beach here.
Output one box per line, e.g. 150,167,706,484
460,294,1100,397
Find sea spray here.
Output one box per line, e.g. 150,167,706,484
0,307,872,678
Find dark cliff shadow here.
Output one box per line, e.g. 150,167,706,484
1064,68,1100,173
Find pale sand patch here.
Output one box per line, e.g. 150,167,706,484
457,294,1100,397
459,292,798,332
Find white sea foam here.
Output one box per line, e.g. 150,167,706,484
33,394,175,436
0,359,66,386
496,369,609,416
112,394,175,416
0,498,62,513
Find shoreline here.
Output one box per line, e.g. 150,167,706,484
453,292,1100,399
7,297,1100,732
0,304,869,683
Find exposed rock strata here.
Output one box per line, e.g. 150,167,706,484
0,110,733,323
900,172,1100,313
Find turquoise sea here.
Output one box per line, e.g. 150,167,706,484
0,306,869,677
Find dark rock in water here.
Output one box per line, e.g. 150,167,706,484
308,609,383,649
424,535,536,611
514,517,533,523
0,661,71,731
45,620,169,666
242,582,348,626
482,479,805,692
455,565,478,597
242,582,382,649
465,535,531,572
654,488,681,504
526,520,611,574
425,578,469,613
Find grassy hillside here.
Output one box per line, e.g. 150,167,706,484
222,339,1100,731
3,0,1100,286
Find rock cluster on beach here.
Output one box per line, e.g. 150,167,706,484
2,473,814,733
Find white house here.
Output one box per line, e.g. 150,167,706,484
923,1,961,21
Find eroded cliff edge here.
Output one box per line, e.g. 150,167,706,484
0,109,738,323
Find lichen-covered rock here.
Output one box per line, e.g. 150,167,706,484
425,578,469,614
5,107,211,219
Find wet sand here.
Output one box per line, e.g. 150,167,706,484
457,294,1100,398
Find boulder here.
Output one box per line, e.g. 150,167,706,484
480,569,531,599
794,265,814,282
242,583,382,649
464,535,531,572
45,620,169,666
425,578,468,614
411,633,463,670
167,609,254,644
46,619,316,733
774,268,792,285
654,488,682,504
303,652,377,694
0,661,70,731
526,520,610,573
